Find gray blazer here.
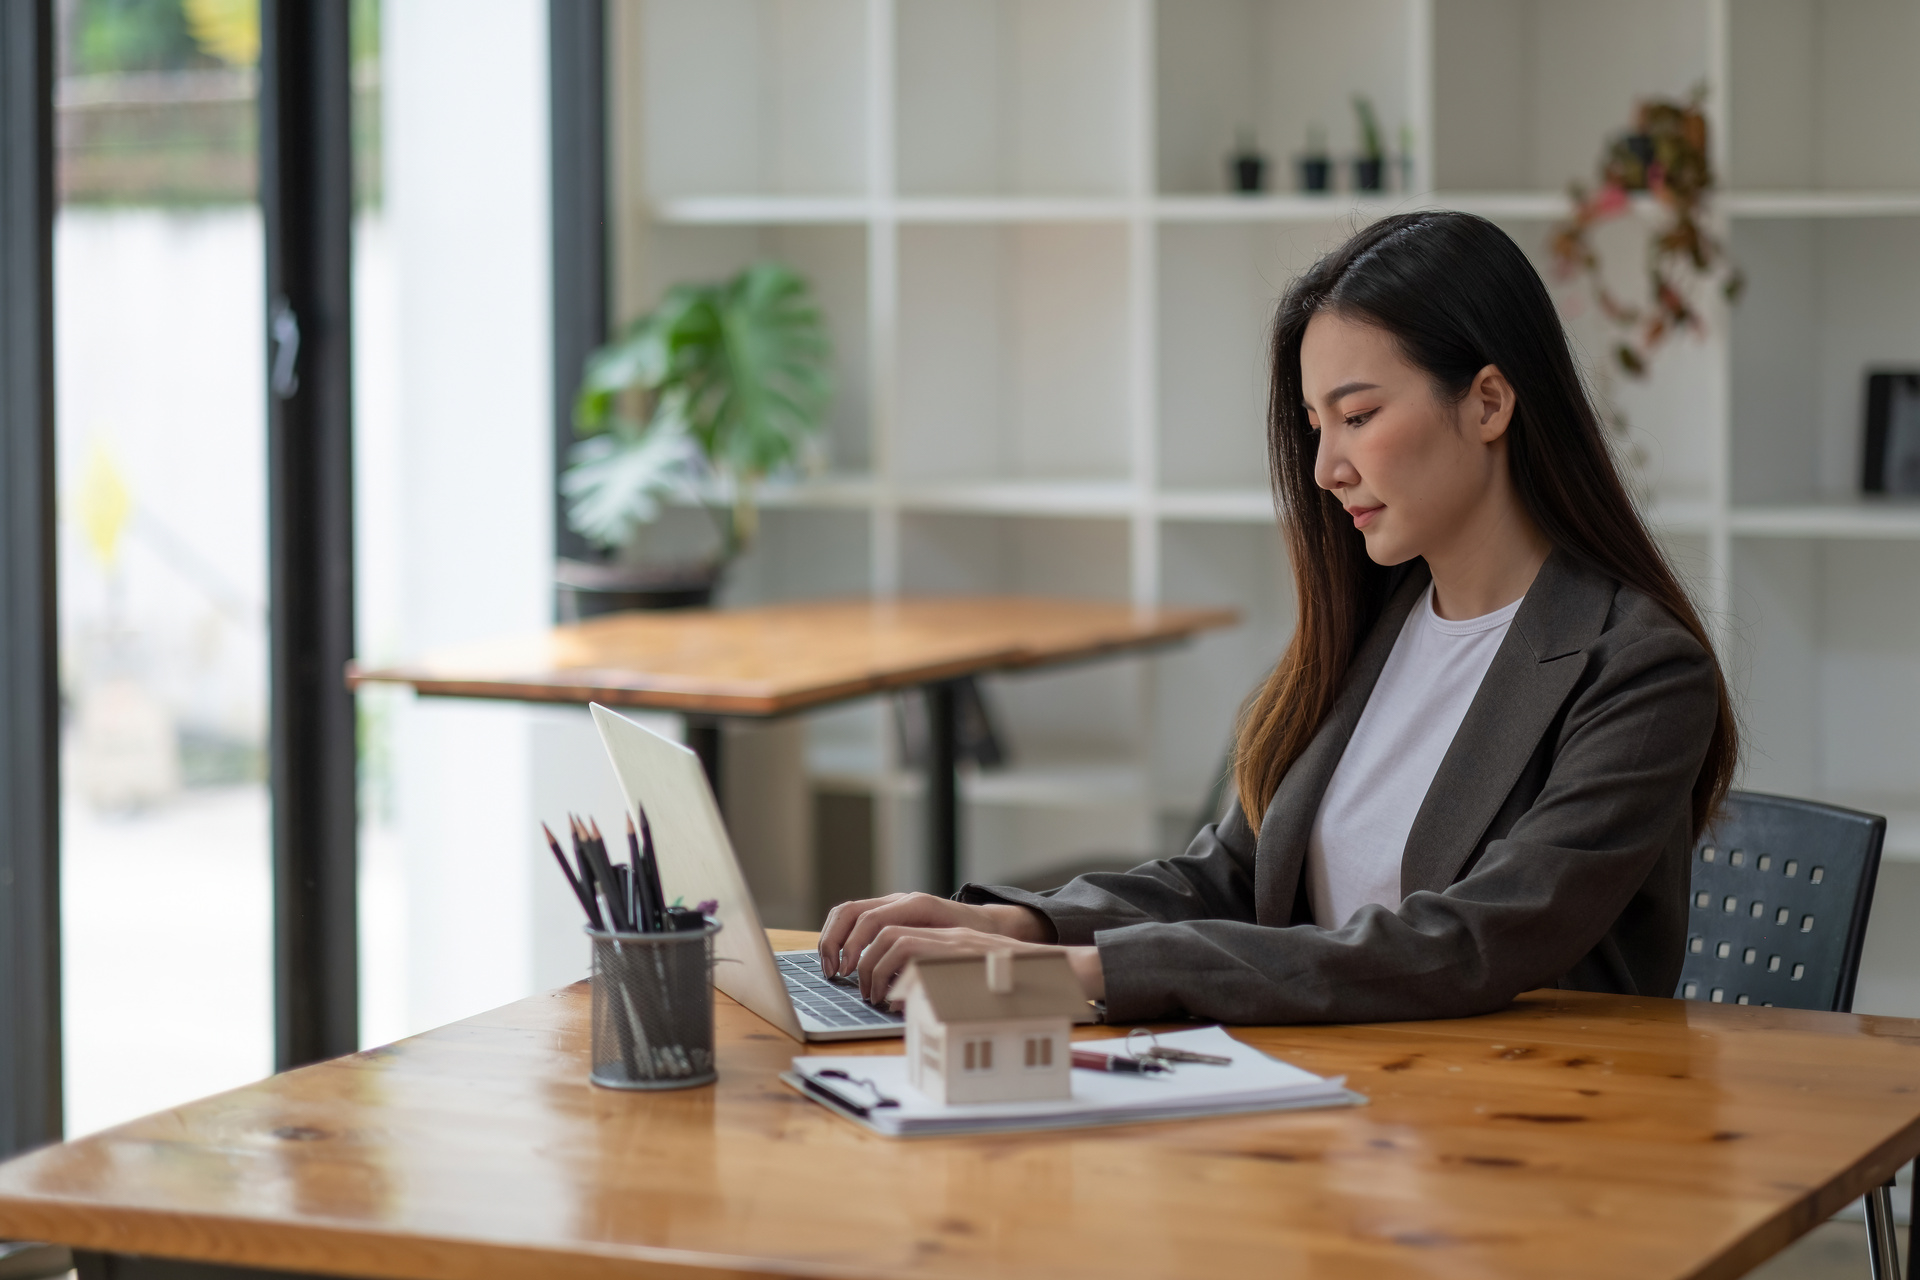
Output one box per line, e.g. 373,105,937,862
960,550,1719,1024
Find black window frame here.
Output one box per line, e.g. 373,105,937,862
0,0,61,1161
260,0,359,1072
549,0,608,575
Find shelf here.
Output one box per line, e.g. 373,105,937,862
1154,194,1418,223
1724,192,1920,219
619,0,1920,899
747,475,878,510
1153,192,1599,223
652,196,871,225
652,196,1142,225
1730,500,1920,540
741,483,1735,533
698,480,1283,522
1156,489,1274,523
895,480,1137,519
723,477,1141,519
652,191,1702,227
746,482,1725,532
897,198,1133,225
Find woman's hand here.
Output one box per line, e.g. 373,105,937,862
839,923,1105,1008
817,892,1051,980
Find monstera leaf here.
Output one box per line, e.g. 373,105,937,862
567,262,833,557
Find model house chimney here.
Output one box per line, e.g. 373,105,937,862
986,950,1014,994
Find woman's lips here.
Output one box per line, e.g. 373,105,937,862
1346,504,1383,530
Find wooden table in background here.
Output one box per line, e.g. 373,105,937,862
5,930,1920,1280
347,597,1239,894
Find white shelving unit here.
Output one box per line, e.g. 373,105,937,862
609,0,1920,886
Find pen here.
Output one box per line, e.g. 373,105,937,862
1071,1049,1171,1075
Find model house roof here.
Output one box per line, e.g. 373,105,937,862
899,952,1086,1024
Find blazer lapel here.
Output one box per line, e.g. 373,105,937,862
1397,550,1616,897
1255,565,1431,925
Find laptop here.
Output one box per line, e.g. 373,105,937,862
589,702,905,1042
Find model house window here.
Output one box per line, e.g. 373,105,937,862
963,1039,993,1071
1024,1037,1052,1068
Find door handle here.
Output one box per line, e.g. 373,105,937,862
269,296,301,399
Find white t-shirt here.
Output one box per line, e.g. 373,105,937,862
1305,584,1523,930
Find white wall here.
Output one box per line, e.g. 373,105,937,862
384,0,559,1033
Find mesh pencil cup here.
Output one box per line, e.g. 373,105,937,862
587,922,721,1089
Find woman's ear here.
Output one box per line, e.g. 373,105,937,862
1467,364,1517,443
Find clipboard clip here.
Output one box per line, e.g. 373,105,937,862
811,1069,901,1116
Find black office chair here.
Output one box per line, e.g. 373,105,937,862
1675,791,1899,1277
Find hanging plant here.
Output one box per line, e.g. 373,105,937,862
1548,86,1744,376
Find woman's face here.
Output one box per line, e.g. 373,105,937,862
1299,310,1514,568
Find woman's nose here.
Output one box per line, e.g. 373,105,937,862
1313,428,1358,492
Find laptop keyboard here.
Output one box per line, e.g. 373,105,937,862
775,952,905,1029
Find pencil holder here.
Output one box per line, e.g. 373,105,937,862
587,922,721,1090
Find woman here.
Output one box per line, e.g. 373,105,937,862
819,211,1736,1025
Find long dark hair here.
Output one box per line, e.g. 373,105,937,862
1234,211,1736,838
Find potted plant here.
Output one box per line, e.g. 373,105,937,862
558,261,834,618
1298,122,1331,193
1228,126,1267,194
1352,95,1385,193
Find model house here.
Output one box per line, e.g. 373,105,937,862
897,951,1085,1105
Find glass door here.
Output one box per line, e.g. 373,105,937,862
53,0,271,1136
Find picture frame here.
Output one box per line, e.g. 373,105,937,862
1862,370,1920,494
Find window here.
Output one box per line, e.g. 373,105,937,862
963,1038,994,1071
1024,1036,1053,1068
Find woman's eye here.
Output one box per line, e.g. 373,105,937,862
1343,409,1377,428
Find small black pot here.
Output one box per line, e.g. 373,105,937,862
556,558,720,621
1230,153,1266,193
1353,157,1385,193
1298,156,1331,193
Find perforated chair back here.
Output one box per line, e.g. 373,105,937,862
1676,791,1886,1012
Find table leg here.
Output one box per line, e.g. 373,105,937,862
685,719,723,809
926,681,960,896
1867,1179,1901,1280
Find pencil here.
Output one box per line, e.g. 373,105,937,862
575,814,630,933
542,822,601,929
636,806,669,932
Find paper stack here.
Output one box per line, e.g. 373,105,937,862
784,1025,1364,1138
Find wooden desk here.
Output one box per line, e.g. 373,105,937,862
347,597,1238,893
5,930,1920,1280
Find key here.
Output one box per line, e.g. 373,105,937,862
1140,1047,1233,1066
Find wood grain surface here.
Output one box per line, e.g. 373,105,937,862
3,929,1919,1280
345,597,1239,714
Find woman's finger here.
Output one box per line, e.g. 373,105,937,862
858,925,1004,1002
862,928,939,1005
837,893,952,976
817,894,904,974
854,923,905,1000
